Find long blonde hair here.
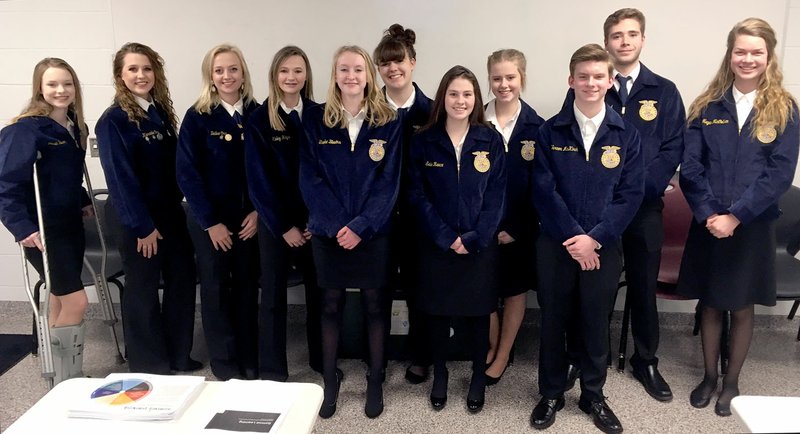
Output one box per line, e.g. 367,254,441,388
112,42,178,129
12,58,88,149
193,44,255,114
323,46,395,129
267,46,314,131
687,18,795,136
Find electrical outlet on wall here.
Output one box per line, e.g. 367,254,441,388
89,137,99,157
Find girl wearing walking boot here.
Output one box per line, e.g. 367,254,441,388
678,17,799,417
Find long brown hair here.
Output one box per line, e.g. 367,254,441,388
687,18,795,136
111,42,178,129
267,46,314,131
424,65,487,130
12,58,88,148
323,46,396,129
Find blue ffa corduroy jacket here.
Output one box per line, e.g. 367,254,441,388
176,101,258,230
533,102,644,247
96,103,183,238
389,83,432,212
0,116,90,241
495,99,544,241
680,88,800,224
299,104,402,241
245,97,316,239
406,123,507,253
605,63,685,200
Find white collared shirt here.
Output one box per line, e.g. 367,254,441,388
280,98,304,119
65,117,76,140
453,126,469,166
343,106,367,146
732,86,757,131
486,99,521,151
220,98,244,118
613,62,641,94
134,95,153,112
573,102,606,156
386,86,416,110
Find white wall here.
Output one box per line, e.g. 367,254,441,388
0,0,798,314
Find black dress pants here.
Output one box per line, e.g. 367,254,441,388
257,221,321,380
187,216,259,379
117,216,197,374
537,234,622,402
621,199,664,369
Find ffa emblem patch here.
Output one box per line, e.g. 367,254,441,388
520,140,536,161
601,146,621,169
639,100,658,121
756,126,777,144
473,151,491,173
369,139,386,162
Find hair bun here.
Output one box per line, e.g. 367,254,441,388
387,24,416,45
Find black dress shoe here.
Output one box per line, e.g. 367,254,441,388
689,378,717,409
632,365,673,402
714,386,738,417
405,365,429,384
466,397,484,414
171,358,203,372
430,394,447,410
714,399,732,417
365,371,384,418
530,396,565,430
319,369,344,419
578,398,623,434
566,364,581,391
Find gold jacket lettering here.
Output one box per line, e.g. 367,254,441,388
701,118,730,126
425,161,444,168
319,139,342,145
551,145,579,152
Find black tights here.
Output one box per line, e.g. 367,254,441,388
697,304,754,406
428,314,489,400
320,287,385,388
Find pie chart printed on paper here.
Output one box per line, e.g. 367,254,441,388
90,379,153,405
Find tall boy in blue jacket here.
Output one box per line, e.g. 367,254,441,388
602,8,685,401
530,44,643,434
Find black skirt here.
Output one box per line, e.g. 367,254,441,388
312,235,391,288
676,218,776,310
497,238,536,297
24,222,86,296
414,240,498,317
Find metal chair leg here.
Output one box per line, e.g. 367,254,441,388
618,290,632,372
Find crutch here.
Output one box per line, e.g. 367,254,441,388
81,162,125,363
20,160,56,389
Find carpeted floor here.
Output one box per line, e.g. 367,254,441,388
1,300,799,433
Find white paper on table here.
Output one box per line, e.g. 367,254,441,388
199,380,298,433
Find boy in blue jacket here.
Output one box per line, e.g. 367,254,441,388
530,44,643,434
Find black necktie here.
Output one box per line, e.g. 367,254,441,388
232,110,243,127
147,104,163,126
616,74,630,106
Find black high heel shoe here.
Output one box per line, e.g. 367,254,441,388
365,371,384,418
485,346,515,386
467,372,486,414
430,368,448,411
319,369,344,419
